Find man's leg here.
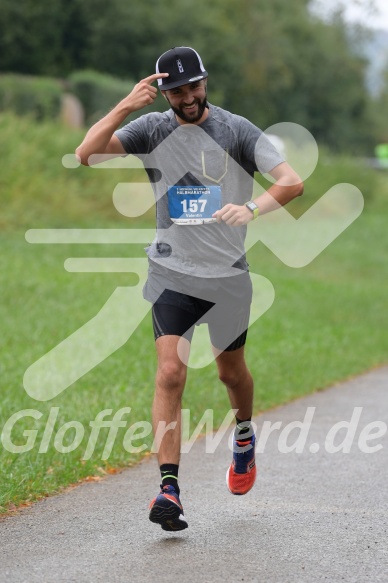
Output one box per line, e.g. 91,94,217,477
149,334,191,531
215,346,253,421
215,346,257,495
152,335,190,465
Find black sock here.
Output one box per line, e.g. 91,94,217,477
235,417,253,443
160,464,179,495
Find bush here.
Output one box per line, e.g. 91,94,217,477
0,74,62,120
67,70,136,126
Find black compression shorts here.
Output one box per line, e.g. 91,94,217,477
151,271,252,352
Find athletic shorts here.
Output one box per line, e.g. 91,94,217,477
144,262,253,352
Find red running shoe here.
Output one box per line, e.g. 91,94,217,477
226,434,256,495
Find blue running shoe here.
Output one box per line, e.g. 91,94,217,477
226,434,256,495
149,485,188,531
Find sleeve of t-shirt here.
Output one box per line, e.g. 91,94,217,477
237,116,285,174
114,115,149,156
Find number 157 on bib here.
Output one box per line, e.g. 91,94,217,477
181,199,207,213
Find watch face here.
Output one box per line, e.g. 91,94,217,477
246,202,256,211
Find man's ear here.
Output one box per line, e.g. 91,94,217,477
161,90,168,101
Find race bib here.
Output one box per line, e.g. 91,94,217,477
168,185,222,225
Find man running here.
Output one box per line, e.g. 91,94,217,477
76,47,303,532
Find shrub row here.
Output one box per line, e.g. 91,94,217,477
67,70,136,125
0,71,139,125
0,74,63,120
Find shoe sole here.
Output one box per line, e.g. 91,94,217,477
149,500,188,531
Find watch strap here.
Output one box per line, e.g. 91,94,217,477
244,201,259,219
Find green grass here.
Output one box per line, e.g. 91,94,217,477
1,113,387,512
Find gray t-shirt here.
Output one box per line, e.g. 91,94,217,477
115,104,283,278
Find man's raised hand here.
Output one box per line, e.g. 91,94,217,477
125,73,169,113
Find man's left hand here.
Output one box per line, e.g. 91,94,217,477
212,204,254,226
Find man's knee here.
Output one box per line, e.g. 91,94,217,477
218,361,252,389
218,368,241,388
156,359,187,391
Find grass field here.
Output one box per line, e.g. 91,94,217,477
1,113,387,512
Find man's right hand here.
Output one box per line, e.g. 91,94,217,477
124,73,169,113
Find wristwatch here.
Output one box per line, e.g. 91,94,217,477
244,200,259,220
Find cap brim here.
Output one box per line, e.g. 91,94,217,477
159,72,208,91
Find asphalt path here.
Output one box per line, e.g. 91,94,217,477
1,367,387,582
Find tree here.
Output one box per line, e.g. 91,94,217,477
0,0,89,75
0,0,379,152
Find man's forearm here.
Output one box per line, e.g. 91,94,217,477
75,73,169,165
75,100,131,165
253,178,304,216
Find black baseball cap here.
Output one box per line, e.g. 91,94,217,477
156,47,208,91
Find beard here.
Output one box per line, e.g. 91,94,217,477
167,91,208,124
